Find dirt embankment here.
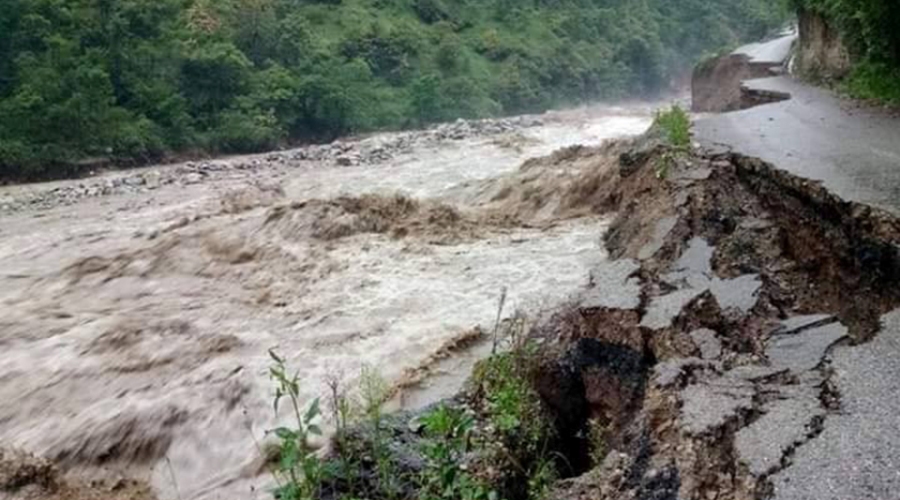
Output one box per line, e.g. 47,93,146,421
532,133,900,500
691,55,781,112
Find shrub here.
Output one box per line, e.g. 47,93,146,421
843,60,900,105
413,0,449,25
653,105,691,149
267,350,324,500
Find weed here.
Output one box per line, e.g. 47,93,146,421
268,350,324,500
418,404,495,500
325,372,359,497
652,105,692,179
587,419,609,467
653,105,691,149
359,365,402,500
526,457,557,500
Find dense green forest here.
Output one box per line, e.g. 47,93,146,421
0,0,788,179
793,0,900,103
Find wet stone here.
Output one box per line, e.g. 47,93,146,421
739,217,773,230
671,166,712,181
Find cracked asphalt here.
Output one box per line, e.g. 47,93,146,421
695,36,900,216
770,310,900,500
693,34,900,499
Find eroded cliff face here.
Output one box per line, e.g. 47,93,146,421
691,55,777,112
793,8,851,81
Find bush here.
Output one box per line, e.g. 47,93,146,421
413,0,449,24
843,61,900,104
653,105,691,149
211,107,283,153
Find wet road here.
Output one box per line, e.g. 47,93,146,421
696,44,900,215
733,30,796,64
694,34,900,500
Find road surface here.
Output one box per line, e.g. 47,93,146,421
695,34,900,500
696,39,900,216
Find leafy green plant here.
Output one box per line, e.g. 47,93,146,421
652,105,692,179
843,61,900,105
653,105,691,149
268,350,324,500
526,456,557,500
359,365,402,500
326,373,360,497
419,404,495,500
587,419,609,467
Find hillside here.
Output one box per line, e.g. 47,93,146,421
790,0,900,102
0,0,787,180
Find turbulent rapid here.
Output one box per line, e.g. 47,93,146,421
0,103,655,500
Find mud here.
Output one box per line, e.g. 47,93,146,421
0,104,655,500
518,130,900,500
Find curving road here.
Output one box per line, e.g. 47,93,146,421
695,35,900,500
695,36,900,216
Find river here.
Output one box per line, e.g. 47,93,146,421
0,102,655,500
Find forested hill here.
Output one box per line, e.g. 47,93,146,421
0,0,787,179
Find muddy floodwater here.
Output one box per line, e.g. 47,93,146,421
0,104,654,500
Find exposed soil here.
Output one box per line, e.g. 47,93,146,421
513,131,900,500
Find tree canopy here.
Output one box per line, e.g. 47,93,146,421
0,0,789,179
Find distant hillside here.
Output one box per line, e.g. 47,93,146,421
0,0,788,179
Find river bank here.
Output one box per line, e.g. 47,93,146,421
0,104,655,500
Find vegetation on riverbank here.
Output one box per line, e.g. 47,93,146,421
0,0,788,180
265,312,581,500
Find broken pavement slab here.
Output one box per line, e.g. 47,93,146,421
690,328,722,360
680,377,754,435
770,309,900,500
735,383,824,477
708,274,762,313
638,217,678,260
643,237,762,329
640,287,706,330
767,322,848,373
580,259,642,310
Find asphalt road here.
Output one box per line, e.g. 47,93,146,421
695,44,900,216
770,310,900,500
733,30,796,64
694,35,900,499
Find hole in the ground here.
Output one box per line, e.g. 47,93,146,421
534,337,653,482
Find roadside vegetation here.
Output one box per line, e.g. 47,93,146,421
652,104,692,178
0,0,788,180
792,0,900,104
264,309,589,500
